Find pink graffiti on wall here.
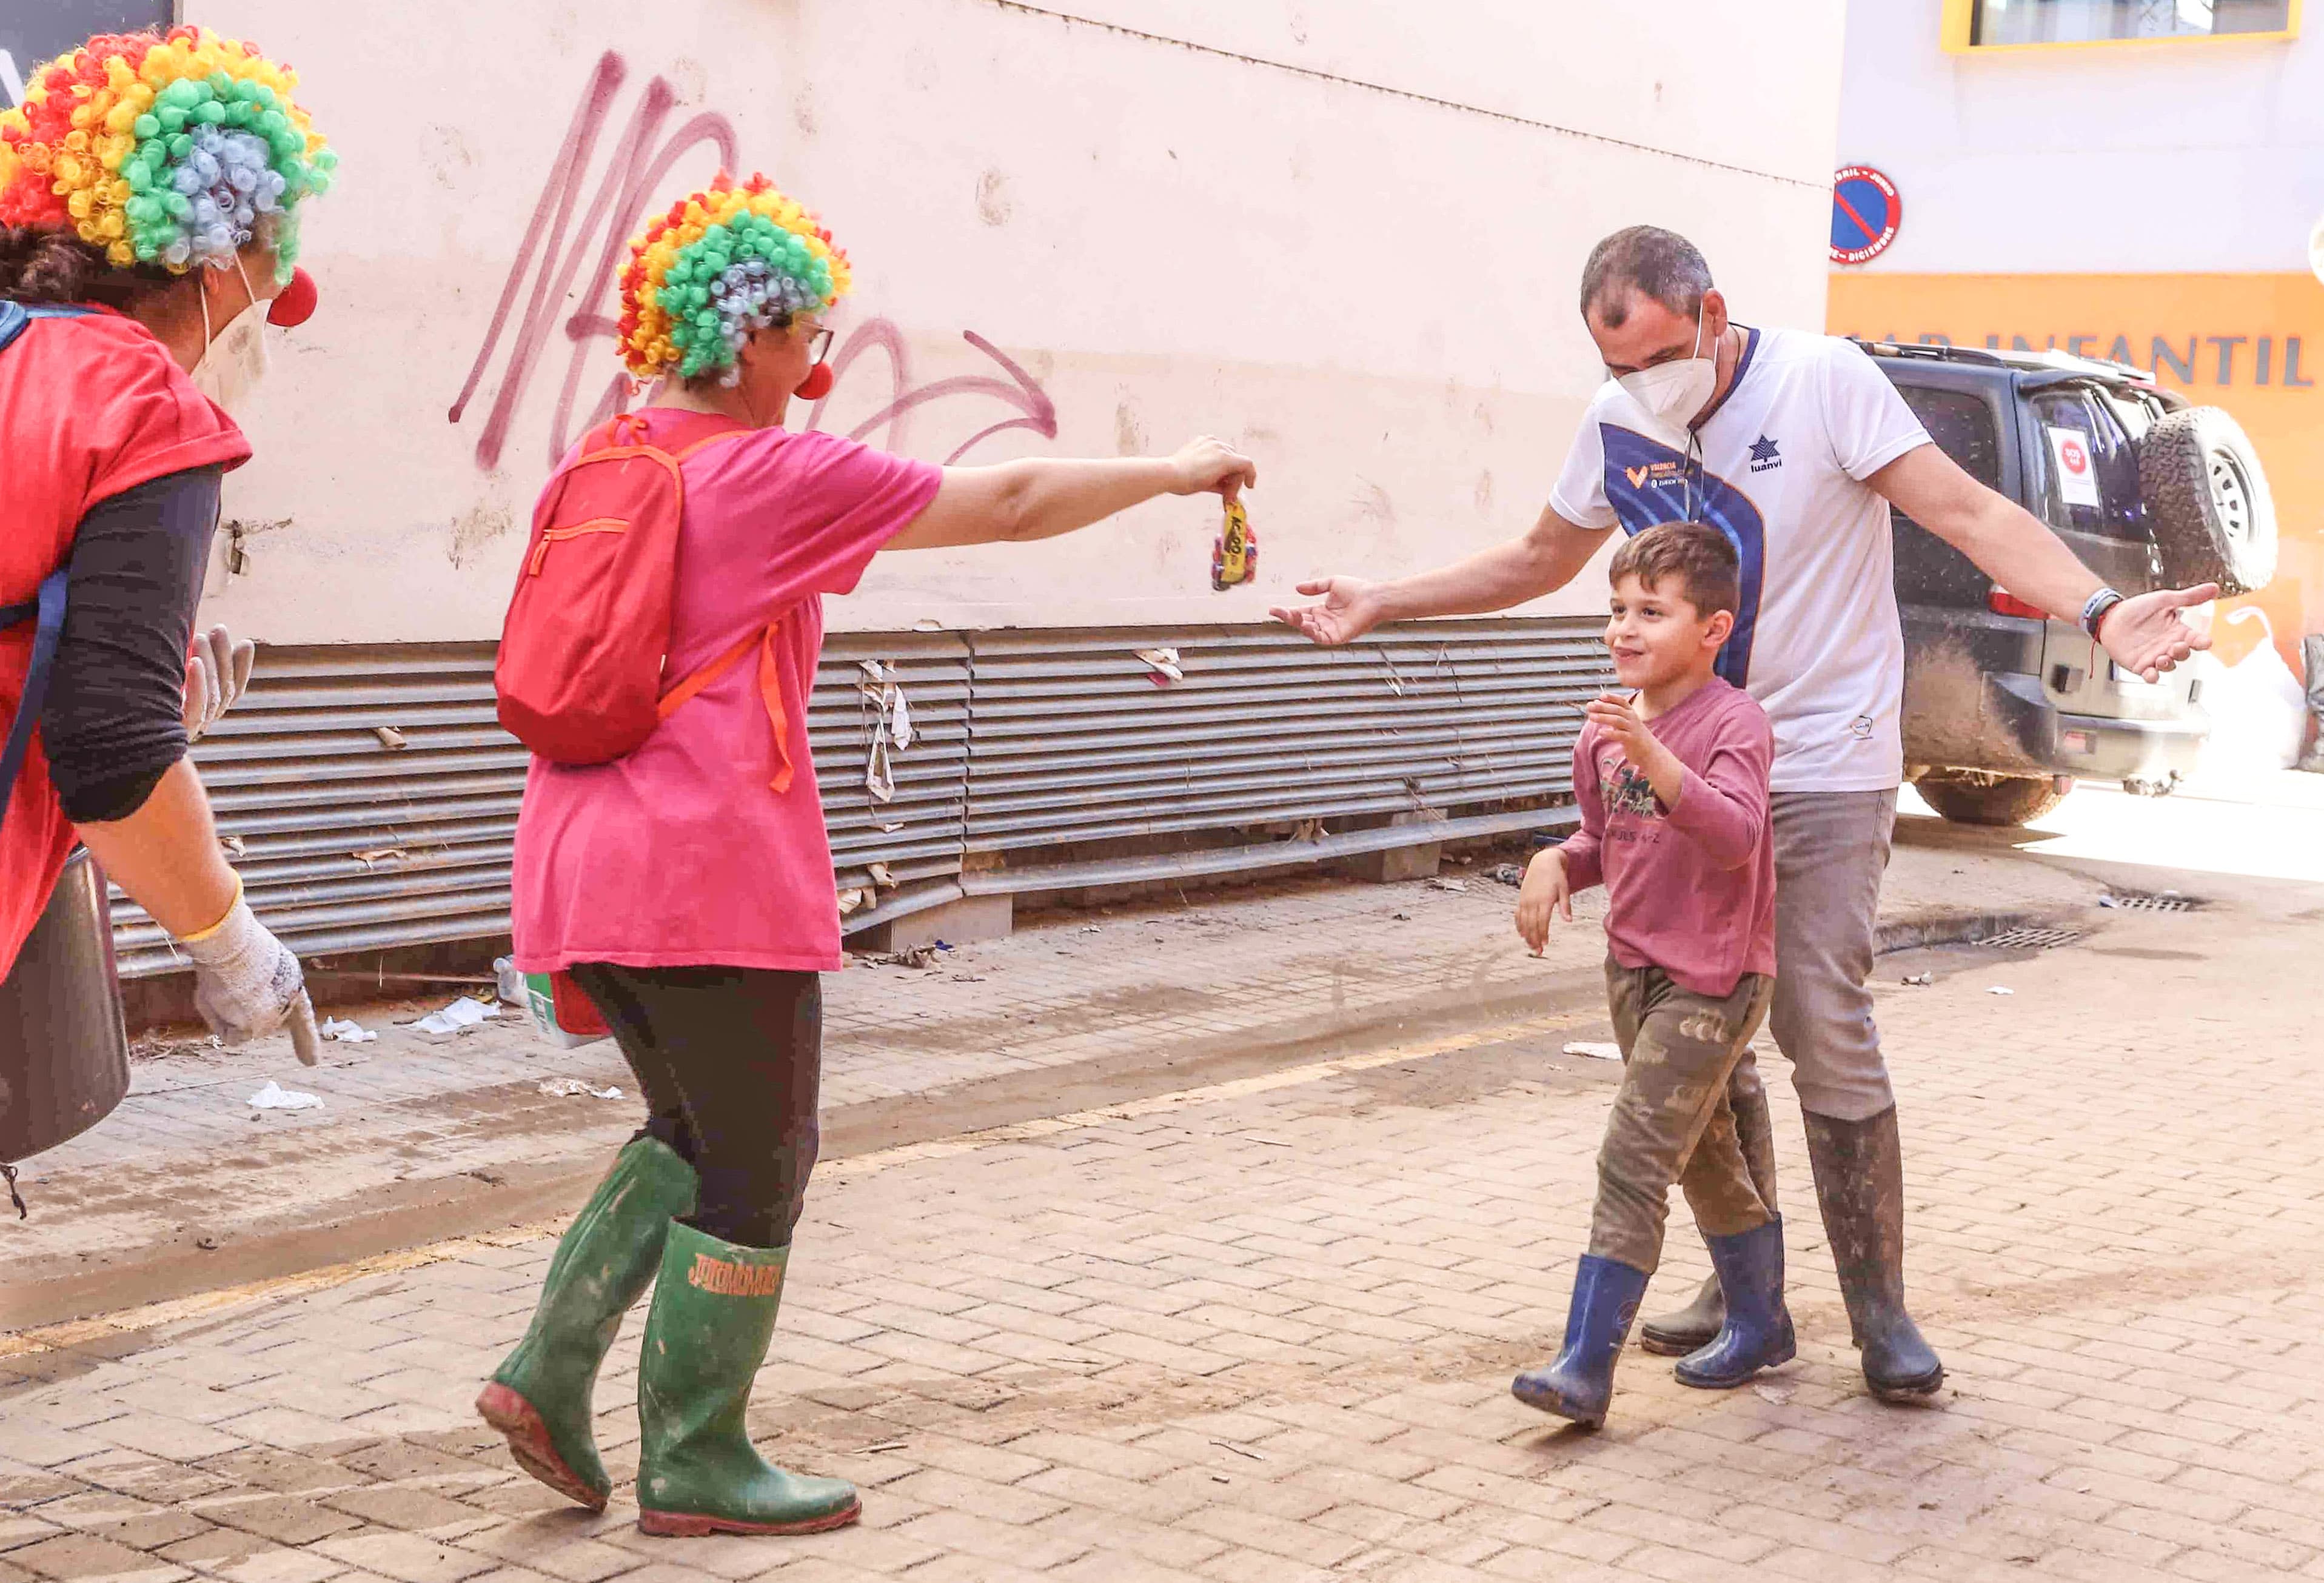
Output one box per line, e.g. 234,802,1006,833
450,53,1056,472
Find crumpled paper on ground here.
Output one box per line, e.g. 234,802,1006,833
319,1017,377,1044
540,1078,623,1100
410,996,498,1036
249,1080,322,1110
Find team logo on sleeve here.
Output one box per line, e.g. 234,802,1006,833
1748,435,1783,473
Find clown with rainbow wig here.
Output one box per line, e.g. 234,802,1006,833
484,169,1259,1539
0,26,340,1117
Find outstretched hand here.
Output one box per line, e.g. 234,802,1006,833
1270,577,1387,646
2100,584,2217,684
1168,437,1257,501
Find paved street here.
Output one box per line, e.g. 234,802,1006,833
4,779,2322,1581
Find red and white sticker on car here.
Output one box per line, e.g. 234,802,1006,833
2046,427,2102,508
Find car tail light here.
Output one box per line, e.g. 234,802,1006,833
1987,587,2048,620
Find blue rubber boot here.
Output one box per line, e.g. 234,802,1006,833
1510,1255,1650,1429
1674,1216,1795,1388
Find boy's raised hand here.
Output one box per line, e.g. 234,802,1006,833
1583,691,1684,806
1515,848,1572,955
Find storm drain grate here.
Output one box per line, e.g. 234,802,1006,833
2101,892,2193,912
1977,926,2086,951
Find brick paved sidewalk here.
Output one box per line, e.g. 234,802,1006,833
2,825,2097,1321
4,882,2319,1582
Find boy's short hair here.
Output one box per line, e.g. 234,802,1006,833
1608,521,1740,618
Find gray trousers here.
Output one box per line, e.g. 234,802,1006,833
2305,637,2324,754
1766,789,1898,1122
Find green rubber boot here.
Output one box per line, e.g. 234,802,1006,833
634,1222,860,1537
477,1135,697,1510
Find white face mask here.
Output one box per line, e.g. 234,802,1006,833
190,259,272,412
1615,303,1717,436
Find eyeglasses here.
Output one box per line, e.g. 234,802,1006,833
800,324,834,362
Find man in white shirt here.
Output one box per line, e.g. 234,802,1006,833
1274,227,2215,1404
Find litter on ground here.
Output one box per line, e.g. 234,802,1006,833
410,996,498,1036
248,1080,322,1111
318,1017,377,1043
539,1078,622,1099
1563,1041,1623,1061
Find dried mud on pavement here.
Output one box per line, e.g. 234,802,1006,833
1,832,2097,1330
4,849,2322,1581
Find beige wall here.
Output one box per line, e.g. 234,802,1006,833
201,0,1846,642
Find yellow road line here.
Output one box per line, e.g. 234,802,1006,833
1,1006,1592,1359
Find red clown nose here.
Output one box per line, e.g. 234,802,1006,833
795,361,834,401
267,266,318,328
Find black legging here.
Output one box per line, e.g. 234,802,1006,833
567,963,821,1248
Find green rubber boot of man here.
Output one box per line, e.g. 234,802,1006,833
633,1222,860,1537
477,1134,697,1509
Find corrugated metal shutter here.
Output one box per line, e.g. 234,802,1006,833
964,621,1606,854
110,619,1606,974
112,644,521,978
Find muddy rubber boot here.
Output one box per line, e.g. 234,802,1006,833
634,1222,860,1537
1803,1107,1946,1402
1510,1255,1650,1430
477,1135,697,1510
1674,1217,1795,1388
1636,1270,1724,1357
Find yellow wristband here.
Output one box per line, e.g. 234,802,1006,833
177,873,246,945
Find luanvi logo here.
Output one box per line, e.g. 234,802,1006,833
688,1253,783,1297
1748,435,1783,473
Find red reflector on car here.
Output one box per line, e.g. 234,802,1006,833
2061,730,2094,754
1987,588,2048,620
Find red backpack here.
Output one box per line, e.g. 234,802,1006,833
497,412,791,783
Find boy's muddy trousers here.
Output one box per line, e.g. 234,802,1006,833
1589,961,1777,1272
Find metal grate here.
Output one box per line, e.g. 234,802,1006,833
110,618,1609,975
1977,926,2085,951
963,620,1605,852
2101,892,2192,912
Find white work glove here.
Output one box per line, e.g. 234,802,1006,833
178,883,320,1066
182,624,257,742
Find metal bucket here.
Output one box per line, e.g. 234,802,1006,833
0,848,130,1163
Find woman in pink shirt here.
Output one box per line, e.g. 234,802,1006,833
480,174,1255,1540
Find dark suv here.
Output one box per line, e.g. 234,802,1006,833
1866,340,2277,825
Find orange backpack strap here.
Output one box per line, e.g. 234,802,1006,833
655,617,795,795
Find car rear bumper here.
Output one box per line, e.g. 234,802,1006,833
1901,608,2208,784
1983,673,2209,783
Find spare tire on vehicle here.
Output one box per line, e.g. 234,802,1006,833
2137,406,2276,595
1913,769,2072,828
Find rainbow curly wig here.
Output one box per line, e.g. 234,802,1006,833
0,26,335,279
617,172,851,384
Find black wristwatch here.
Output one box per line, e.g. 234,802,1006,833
2080,587,2125,640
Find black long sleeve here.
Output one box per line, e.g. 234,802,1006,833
41,466,221,823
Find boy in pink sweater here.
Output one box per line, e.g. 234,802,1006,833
1510,520,1787,1428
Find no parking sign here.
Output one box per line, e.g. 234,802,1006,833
1831,166,1902,266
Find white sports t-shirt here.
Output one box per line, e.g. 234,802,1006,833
1550,326,1932,793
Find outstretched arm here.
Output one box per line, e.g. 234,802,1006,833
885,437,1255,551
1867,443,2214,683
1271,500,1610,646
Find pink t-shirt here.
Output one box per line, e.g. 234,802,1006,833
1558,678,1777,1000
511,415,940,974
